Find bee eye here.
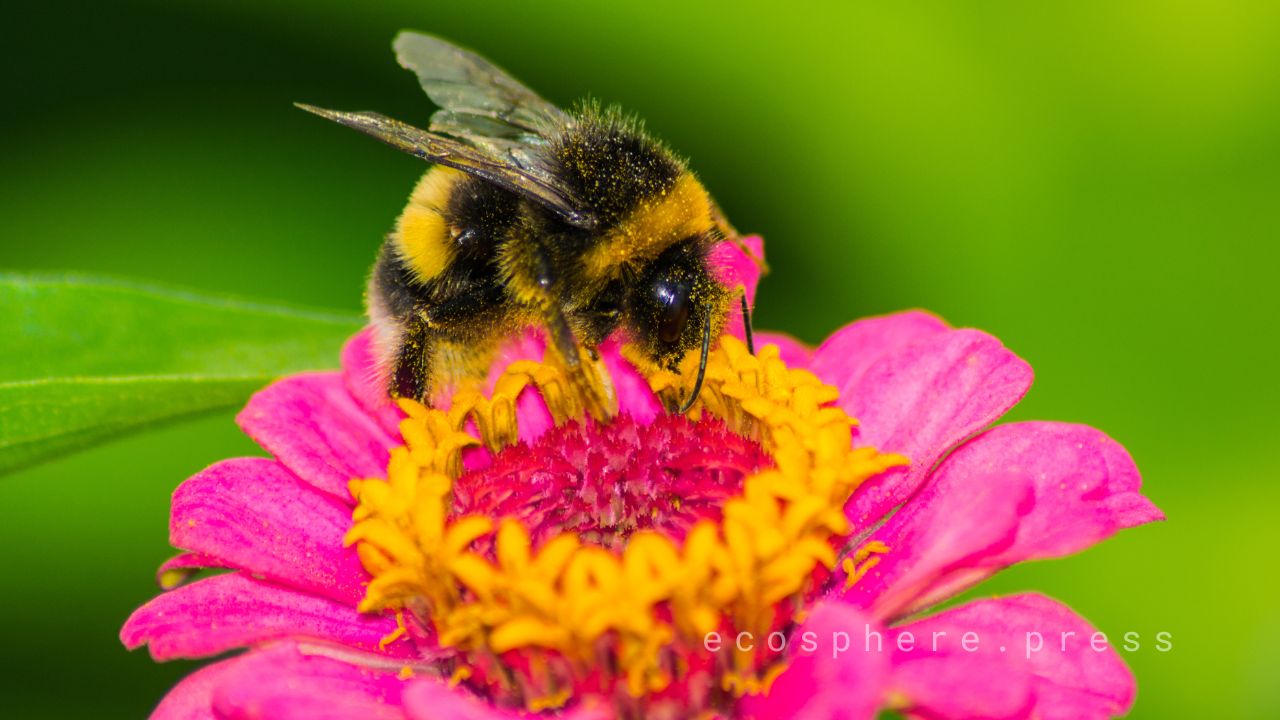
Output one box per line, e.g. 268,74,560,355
654,278,691,344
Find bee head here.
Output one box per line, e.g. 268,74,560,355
627,238,731,370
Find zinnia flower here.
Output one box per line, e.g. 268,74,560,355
122,238,1162,719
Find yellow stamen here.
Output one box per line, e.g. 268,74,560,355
842,540,891,592
158,567,196,591
378,610,408,650
722,661,788,697
448,666,472,687
528,687,573,712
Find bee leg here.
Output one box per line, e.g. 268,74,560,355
545,308,581,368
391,314,433,403
395,285,505,403
677,310,713,414
542,305,618,419
520,243,615,417
526,243,584,369
740,291,755,355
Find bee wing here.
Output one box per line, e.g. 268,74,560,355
394,32,574,195
297,105,596,229
394,31,569,141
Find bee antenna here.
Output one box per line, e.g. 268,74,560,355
678,309,713,415
740,292,755,355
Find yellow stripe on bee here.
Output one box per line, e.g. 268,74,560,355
583,172,714,280
395,166,465,283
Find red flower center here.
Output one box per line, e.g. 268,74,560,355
452,414,772,551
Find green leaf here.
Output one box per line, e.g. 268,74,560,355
0,273,363,475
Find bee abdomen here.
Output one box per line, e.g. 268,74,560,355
393,166,520,284
394,167,465,284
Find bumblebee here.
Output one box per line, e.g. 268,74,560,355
299,32,756,412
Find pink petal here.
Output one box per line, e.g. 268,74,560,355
151,655,246,720
211,644,408,720
401,681,525,720
341,328,405,439
809,310,950,397
887,647,1032,719
738,601,889,719
886,616,1032,719
891,594,1136,720
838,471,1031,621
170,458,368,606
841,328,1034,534
945,422,1163,557
237,372,398,500
756,331,811,369
122,573,412,661
858,422,1164,616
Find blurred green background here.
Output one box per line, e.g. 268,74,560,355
2,0,1277,717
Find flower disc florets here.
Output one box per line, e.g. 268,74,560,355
454,414,770,550
346,336,906,716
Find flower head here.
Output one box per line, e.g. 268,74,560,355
122,238,1163,719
